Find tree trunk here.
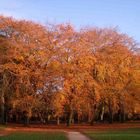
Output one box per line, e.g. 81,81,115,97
120,102,125,123
77,112,80,124
88,107,91,123
108,100,113,124
119,98,126,123
24,111,30,126
100,106,105,122
25,116,30,126
67,111,73,126
90,104,96,125
57,116,60,125
109,111,113,123
0,95,5,124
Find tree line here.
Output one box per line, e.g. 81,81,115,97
0,16,140,126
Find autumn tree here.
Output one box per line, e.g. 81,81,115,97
0,16,139,125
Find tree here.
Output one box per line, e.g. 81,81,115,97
0,16,139,125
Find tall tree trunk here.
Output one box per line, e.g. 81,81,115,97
108,99,113,123
119,97,126,123
88,112,91,123
77,112,79,124
24,116,30,126
100,106,105,122
109,110,113,123
67,110,73,126
90,104,96,125
26,116,30,126
24,112,30,126
120,102,125,123
0,95,5,124
57,116,60,125
88,104,91,123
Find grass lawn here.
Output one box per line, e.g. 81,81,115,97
0,132,68,140
85,128,140,140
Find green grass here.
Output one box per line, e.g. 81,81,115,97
85,128,140,140
0,132,68,140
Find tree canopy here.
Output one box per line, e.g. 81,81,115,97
0,16,140,125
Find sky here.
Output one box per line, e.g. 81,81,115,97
0,0,140,43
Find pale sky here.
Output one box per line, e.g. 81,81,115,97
0,0,140,43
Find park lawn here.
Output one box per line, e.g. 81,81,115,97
85,128,140,140
0,132,68,140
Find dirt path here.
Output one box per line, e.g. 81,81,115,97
68,132,90,140
0,130,10,137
